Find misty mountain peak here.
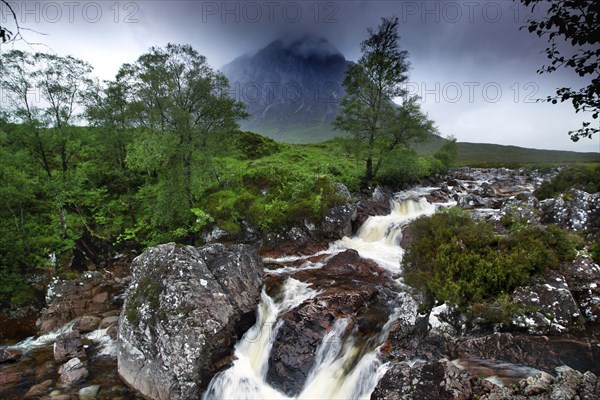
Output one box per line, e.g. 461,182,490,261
267,33,343,60
221,35,350,142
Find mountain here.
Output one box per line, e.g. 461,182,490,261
221,34,350,143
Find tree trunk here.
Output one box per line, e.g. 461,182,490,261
365,157,373,183
58,206,67,239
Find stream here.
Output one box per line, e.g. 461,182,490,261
204,195,439,399
3,184,581,399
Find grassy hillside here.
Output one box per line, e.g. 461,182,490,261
455,142,599,167
248,127,599,167
239,122,345,144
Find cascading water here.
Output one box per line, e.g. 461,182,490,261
204,196,440,400
335,197,435,273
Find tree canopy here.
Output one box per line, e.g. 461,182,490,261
334,16,436,184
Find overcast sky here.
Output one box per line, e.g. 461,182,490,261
2,0,598,152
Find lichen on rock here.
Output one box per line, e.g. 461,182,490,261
117,242,264,400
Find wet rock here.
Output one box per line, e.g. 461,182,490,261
540,189,600,233
0,348,23,364
480,366,600,399
24,379,53,398
511,274,585,334
58,357,88,386
48,394,73,400
457,194,486,209
352,188,392,233
456,333,600,375
73,315,101,334
78,384,101,400
0,370,22,388
426,189,451,203
372,360,475,400
99,315,119,329
266,250,400,396
54,331,85,363
266,298,346,395
117,243,263,400
37,271,124,335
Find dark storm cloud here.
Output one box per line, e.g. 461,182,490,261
141,0,595,151
3,0,597,151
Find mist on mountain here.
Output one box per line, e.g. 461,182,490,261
221,34,350,143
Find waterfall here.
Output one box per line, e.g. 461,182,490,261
203,278,320,400
336,197,435,273
204,197,438,399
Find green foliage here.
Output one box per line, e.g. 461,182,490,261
403,207,581,309
0,45,451,308
590,240,600,263
534,164,600,200
334,17,436,183
433,136,458,173
234,131,280,159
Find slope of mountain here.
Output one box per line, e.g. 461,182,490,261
221,34,350,143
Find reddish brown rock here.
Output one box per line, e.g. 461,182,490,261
54,331,85,363
266,250,398,396
24,379,53,398
72,316,101,334
37,271,126,335
0,348,23,364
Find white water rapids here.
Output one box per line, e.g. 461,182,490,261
204,196,439,399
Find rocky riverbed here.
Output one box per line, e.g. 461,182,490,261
1,167,599,399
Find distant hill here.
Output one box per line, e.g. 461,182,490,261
415,135,598,165
221,34,350,143
455,142,599,166
222,36,598,163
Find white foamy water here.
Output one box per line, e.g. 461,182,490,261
84,328,118,357
2,320,76,351
334,198,436,273
203,278,320,400
204,289,398,400
205,195,443,399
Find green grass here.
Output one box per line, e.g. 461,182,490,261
239,121,347,144
198,137,363,234
454,142,599,167
250,126,600,168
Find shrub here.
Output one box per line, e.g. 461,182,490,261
403,208,581,309
535,164,600,200
235,131,280,159
590,240,600,263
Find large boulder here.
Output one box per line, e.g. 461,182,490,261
510,274,585,334
265,250,403,396
559,256,600,322
372,360,477,400
117,243,263,400
540,189,600,233
36,271,125,334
